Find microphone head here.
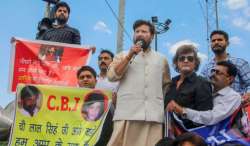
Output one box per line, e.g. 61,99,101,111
135,39,146,48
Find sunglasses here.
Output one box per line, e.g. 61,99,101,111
178,55,194,62
211,69,229,77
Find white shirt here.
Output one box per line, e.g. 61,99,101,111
19,107,39,117
185,86,241,125
107,49,171,123
96,76,119,93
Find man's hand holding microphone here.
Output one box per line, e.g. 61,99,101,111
126,39,145,62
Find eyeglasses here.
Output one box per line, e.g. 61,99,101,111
178,55,194,62
211,69,229,77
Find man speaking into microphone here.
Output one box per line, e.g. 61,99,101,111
107,19,171,146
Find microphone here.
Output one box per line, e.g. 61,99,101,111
135,39,145,49
130,39,145,64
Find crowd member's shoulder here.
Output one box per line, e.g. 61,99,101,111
153,49,165,58
152,50,169,65
196,74,212,87
230,56,249,67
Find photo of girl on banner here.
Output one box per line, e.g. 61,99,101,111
81,90,108,122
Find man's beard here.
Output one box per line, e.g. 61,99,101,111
212,45,226,55
55,14,68,25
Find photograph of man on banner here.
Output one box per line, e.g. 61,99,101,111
18,85,42,117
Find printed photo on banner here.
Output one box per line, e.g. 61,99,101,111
38,44,64,63
17,85,43,117
9,84,112,146
81,90,108,122
10,38,92,92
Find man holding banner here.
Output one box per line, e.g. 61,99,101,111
167,61,249,145
77,65,113,146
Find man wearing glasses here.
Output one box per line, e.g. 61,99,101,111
201,30,250,103
167,61,241,125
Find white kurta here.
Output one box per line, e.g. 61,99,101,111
108,49,171,123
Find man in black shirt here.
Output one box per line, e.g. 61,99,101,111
40,1,81,44
165,44,213,129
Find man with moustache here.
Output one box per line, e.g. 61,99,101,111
96,50,119,93
168,61,241,125
19,85,41,117
40,1,81,44
107,19,171,146
96,50,119,107
201,30,250,103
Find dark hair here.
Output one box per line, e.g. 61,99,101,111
173,44,200,73
174,132,207,146
99,49,114,59
133,19,155,35
217,61,237,77
77,65,97,79
20,85,40,100
84,91,105,103
210,30,229,42
54,1,70,14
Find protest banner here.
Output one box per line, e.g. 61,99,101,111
170,112,250,146
10,38,92,92
9,84,111,146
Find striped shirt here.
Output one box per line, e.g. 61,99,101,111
201,54,250,95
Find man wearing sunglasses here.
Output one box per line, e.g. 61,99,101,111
165,44,213,129
168,61,241,125
201,30,250,104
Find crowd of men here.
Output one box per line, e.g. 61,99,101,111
1,1,250,146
